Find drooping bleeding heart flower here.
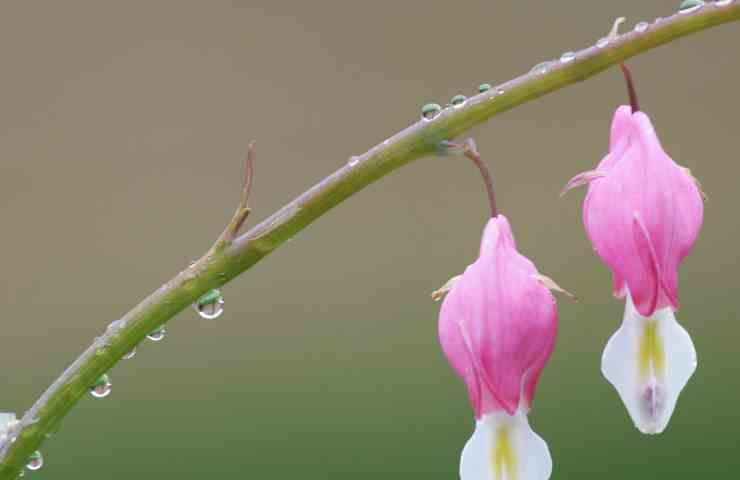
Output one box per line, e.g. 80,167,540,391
563,65,704,434
438,214,558,480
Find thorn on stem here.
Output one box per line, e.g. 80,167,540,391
213,141,257,249
608,17,626,40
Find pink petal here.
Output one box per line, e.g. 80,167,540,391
439,216,558,417
583,110,703,315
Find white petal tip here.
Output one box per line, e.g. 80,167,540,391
461,411,552,480
602,299,697,435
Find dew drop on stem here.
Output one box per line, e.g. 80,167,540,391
26,451,43,471
90,374,112,399
195,289,225,320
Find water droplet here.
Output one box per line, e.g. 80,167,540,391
450,94,467,107
122,348,136,360
420,103,441,121
715,0,733,6
147,326,166,342
26,451,43,471
496,88,505,96
195,289,225,320
560,51,576,63
347,156,359,167
90,374,112,399
530,61,553,75
634,21,649,33
679,0,705,12
18,469,25,478
478,83,491,93
596,37,609,49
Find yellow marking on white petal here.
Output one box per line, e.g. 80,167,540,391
638,318,665,381
491,427,517,480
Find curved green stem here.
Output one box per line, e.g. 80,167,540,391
1,4,738,477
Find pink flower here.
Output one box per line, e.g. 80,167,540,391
564,105,703,434
438,215,557,480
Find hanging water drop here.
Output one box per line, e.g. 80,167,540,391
478,83,491,93
679,0,705,12
420,103,441,121
530,61,552,75
122,348,136,360
147,326,166,342
195,289,225,320
560,51,576,63
26,451,43,471
596,37,609,49
634,21,649,33
90,374,112,399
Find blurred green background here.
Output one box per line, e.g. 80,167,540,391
0,1,737,478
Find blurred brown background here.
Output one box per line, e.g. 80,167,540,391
0,1,737,478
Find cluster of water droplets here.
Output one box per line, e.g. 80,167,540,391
419,81,508,122
1,413,45,475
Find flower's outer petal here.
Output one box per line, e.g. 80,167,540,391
631,213,661,315
461,410,552,480
440,216,557,417
606,105,634,161
584,109,703,314
631,112,704,311
439,281,484,417
601,295,697,434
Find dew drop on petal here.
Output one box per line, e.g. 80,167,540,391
421,103,442,121
195,289,225,320
90,374,112,399
560,51,576,63
679,0,706,13
26,451,43,471
147,326,166,342
634,21,649,33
